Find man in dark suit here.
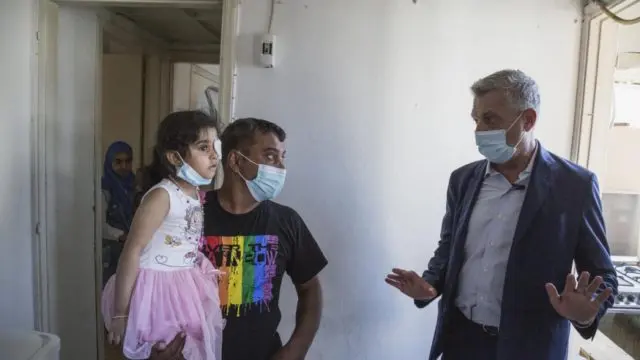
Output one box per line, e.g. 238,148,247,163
386,69,618,360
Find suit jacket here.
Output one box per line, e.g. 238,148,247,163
416,144,618,360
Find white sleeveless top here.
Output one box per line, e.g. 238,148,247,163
138,179,204,271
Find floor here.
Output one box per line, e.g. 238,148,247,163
599,313,640,358
104,334,125,360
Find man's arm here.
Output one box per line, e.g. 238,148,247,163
573,174,618,339
282,276,323,357
279,210,328,359
415,176,456,308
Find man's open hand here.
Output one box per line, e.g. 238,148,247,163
385,268,438,300
545,271,613,325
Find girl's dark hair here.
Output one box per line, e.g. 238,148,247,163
139,110,220,193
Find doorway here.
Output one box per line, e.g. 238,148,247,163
574,0,640,260
31,0,238,359
572,0,640,358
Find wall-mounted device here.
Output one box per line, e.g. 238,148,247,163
258,34,276,68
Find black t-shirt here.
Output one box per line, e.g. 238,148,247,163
202,191,328,360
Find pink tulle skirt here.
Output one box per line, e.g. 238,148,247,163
101,257,224,360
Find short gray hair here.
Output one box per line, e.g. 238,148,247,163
471,69,540,113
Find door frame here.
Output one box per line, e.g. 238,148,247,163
572,0,640,261
572,0,640,167
31,0,239,357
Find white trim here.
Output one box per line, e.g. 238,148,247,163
569,11,592,163
32,0,59,333
32,0,48,333
571,13,608,166
219,0,239,125
53,0,222,7
33,3,103,356
571,0,640,166
94,13,105,360
213,0,239,190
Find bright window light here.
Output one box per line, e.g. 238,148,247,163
613,82,640,127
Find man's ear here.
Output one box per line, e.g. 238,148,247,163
522,108,537,132
227,151,240,173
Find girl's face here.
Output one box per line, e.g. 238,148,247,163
112,151,133,177
184,127,220,180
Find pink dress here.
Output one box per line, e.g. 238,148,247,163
102,179,223,360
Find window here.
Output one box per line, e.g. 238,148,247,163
612,82,640,127
602,193,640,257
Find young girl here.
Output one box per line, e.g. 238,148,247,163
101,110,224,360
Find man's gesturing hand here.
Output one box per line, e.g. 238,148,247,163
545,271,613,325
385,268,438,300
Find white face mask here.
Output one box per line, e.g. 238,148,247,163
235,152,286,202
176,155,212,187
474,113,524,164
174,139,220,187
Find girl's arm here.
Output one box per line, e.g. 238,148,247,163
113,187,169,316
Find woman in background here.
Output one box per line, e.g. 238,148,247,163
102,141,135,286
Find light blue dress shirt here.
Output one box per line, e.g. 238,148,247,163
455,150,537,327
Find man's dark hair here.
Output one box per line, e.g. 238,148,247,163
220,117,286,164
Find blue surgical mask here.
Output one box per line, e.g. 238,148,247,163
475,114,524,164
236,152,286,202
176,156,212,187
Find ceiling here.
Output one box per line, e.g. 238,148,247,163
102,3,223,63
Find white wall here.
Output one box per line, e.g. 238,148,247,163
142,56,172,166
0,0,36,331
49,7,100,359
234,1,582,359
617,20,640,53
197,64,219,76
102,54,144,171
172,63,220,113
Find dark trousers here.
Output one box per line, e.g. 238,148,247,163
442,308,498,360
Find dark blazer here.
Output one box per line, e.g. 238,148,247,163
416,143,618,360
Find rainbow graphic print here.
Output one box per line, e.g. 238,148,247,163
203,235,279,316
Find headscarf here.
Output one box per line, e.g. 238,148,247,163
101,141,135,231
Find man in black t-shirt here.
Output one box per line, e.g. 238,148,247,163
150,118,327,360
